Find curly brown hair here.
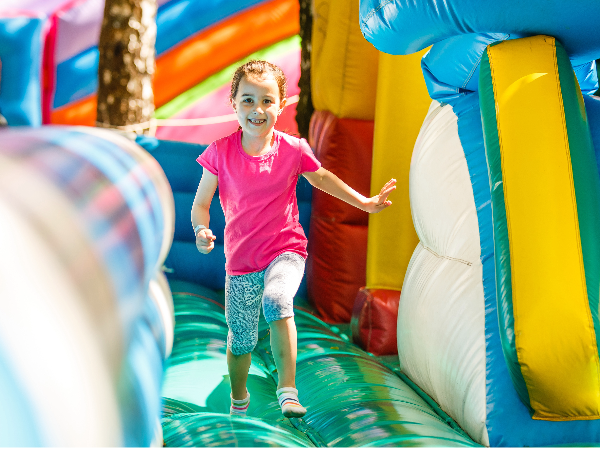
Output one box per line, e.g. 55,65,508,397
229,60,288,103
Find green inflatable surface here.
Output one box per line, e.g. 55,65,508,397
161,285,479,447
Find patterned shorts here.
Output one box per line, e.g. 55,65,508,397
225,252,305,355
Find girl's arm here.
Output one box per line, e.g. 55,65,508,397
303,167,396,213
191,168,218,254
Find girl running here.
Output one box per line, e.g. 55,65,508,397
191,60,396,418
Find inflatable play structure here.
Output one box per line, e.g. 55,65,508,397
358,0,600,446
2,0,600,447
0,0,300,138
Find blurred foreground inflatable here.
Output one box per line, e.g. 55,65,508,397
359,0,600,446
0,126,174,446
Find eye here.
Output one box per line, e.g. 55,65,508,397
242,98,253,103
264,99,273,104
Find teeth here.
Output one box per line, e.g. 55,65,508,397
249,118,265,124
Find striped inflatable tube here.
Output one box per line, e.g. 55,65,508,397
0,126,175,445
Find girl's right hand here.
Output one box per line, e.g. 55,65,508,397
196,229,216,254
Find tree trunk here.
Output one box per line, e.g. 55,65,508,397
296,0,314,139
96,0,157,133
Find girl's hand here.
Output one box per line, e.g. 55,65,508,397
364,178,397,213
303,168,396,214
196,229,216,254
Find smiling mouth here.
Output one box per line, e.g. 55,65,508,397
248,118,266,124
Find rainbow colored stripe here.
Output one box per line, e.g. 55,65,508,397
154,36,301,144
46,0,299,126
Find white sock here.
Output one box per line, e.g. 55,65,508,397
276,387,306,418
230,391,250,416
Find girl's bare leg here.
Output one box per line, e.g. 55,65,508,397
269,316,297,389
227,348,252,400
270,316,306,417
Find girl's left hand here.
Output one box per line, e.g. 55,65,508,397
364,178,397,213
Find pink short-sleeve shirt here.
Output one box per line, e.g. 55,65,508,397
197,130,321,275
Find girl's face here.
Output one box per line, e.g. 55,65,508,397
231,74,285,140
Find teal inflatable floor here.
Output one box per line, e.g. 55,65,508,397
161,280,479,447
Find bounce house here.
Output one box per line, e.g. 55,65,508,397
2,0,600,447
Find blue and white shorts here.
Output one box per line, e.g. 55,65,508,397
225,252,305,355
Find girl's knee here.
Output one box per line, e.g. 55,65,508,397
263,295,294,323
228,332,258,355
268,315,295,332
229,342,257,356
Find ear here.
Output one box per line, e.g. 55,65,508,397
278,98,287,115
230,98,236,111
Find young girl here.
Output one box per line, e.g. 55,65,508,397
191,60,396,418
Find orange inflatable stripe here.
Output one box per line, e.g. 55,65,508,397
154,0,299,107
50,0,299,126
51,94,96,126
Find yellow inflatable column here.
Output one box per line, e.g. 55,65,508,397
311,0,378,119
366,50,431,291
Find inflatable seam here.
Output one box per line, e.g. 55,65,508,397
462,55,483,90
422,244,472,266
461,34,509,90
361,0,392,26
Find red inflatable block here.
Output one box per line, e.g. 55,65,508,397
309,110,373,224
306,110,373,323
306,222,368,321
351,288,400,355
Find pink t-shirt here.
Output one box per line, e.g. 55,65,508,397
197,130,321,275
